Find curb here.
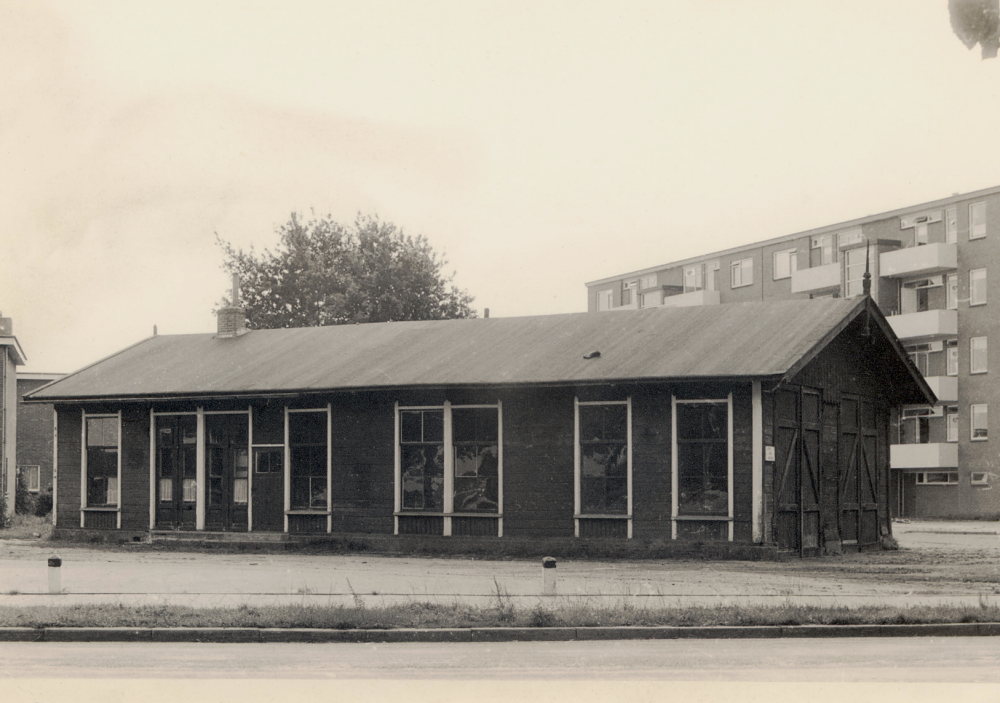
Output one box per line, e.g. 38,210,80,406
1,623,999,643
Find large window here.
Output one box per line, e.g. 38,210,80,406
730,258,753,288
85,415,119,507
400,409,445,511
674,399,730,518
452,407,499,513
576,401,629,516
597,289,613,311
972,404,988,441
947,273,958,310
947,339,959,376
947,406,959,443
773,249,797,280
970,269,987,306
844,247,867,297
970,202,986,239
971,337,988,374
289,411,328,510
811,234,835,266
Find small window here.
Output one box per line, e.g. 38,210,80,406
914,222,928,246
946,206,958,243
947,339,959,376
947,406,959,443
917,472,958,485
970,202,986,239
971,472,989,486
597,289,614,311
773,249,797,280
730,258,753,288
947,274,958,310
970,269,987,306
811,234,835,265
971,403,988,440
254,447,283,474
19,465,40,493
971,337,988,374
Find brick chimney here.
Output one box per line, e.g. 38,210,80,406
216,274,247,338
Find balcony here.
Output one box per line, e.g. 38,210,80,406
890,442,958,470
924,376,957,403
659,289,721,308
879,243,957,278
790,262,840,295
886,309,958,342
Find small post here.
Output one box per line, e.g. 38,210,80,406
542,556,557,595
47,557,62,595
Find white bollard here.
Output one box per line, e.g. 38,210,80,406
542,557,557,595
47,557,62,595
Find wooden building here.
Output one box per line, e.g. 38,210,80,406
26,296,932,555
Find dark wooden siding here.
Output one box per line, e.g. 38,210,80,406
120,405,150,530
630,387,672,539
329,393,394,534
55,407,80,528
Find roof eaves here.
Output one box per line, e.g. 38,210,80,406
24,335,157,400
0,336,27,366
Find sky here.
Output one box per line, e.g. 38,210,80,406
3,0,1000,373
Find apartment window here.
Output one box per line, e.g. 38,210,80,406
947,406,959,443
947,274,958,310
970,269,987,306
289,411,328,510
621,281,637,306
577,401,629,515
19,465,40,493
901,407,935,444
684,265,703,293
674,399,731,517
85,415,119,507
452,407,499,513
811,235,835,266
916,472,958,485
947,339,959,376
971,337,988,374
597,289,613,311
639,275,657,290
971,404,988,440
971,472,989,486
844,247,867,297
838,229,863,247
773,249,797,280
946,207,958,243
970,202,986,239
914,222,928,246
730,258,753,288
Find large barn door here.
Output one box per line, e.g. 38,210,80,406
774,389,801,552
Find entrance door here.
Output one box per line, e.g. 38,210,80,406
205,414,249,531
155,415,198,529
251,405,286,532
839,394,881,548
773,387,823,555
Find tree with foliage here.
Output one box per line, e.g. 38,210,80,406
950,0,1000,58
217,213,476,329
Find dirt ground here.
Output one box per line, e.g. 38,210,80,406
1,519,999,608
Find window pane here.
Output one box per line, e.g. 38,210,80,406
401,445,444,511
400,411,423,443
289,411,326,445
422,411,444,442
971,269,987,305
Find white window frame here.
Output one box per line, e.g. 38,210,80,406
971,403,988,441
772,249,797,280
20,465,40,493
838,229,863,247
684,265,703,293
621,280,637,306
640,291,662,308
844,247,867,298
971,337,988,375
811,234,835,265
971,472,989,486
946,206,958,243
287,408,331,515
916,472,958,485
946,273,958,310
81,411,122,529
671,395,734,542
730,258,753,288
970,202,986,240
947,406,959,443
574,398,632,539
394,402,503,537
639,275,657,290
970,269,987,306
947,340,959,376
597,289,613,311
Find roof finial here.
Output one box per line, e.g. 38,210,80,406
862,240,872,297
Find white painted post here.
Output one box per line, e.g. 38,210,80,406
542,557,557,595
47,557,62,594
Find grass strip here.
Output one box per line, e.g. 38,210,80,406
1,600,1000,630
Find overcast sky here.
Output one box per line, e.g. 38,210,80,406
3,1,1000,373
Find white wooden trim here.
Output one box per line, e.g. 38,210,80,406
573,397,580,538
670,396,677,540
79,410,86,527
497,400,503,538
149,410,156,530
442,400,453,536
246,406,254,533
203,410,249,415
393,402,400,535
116,410,122,529
283,406,290,533
195,407,205,530
327,403,333,534
727,393,734,542
51,408,58,527
751,381,763,543
626,396,633,539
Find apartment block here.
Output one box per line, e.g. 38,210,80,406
586,185,1000,520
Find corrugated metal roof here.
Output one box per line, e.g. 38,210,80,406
28,298,906,401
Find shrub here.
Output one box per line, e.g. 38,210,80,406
34,487,53,517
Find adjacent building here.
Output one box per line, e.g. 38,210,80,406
25,295,930,555
585,185,1000,519
0,315,26,516
16,372,64,505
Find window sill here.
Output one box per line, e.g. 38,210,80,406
672,515,733,521
395,512,502,518
81,506,119,512
286,509,330,515
575,514,630,520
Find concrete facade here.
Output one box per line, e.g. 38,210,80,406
586,185,1000,519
